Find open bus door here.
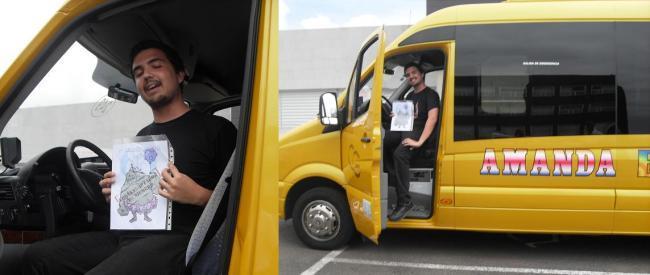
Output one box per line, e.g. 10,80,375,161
340,26,385,243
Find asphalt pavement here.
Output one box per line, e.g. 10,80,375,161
280,219,650,275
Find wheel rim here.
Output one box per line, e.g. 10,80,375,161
301,199,340,242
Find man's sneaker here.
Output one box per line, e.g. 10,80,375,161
387,203,398,218
388,201,414,221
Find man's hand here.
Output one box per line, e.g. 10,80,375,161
159,163,211,206
401,138,422,149
99,171,115,203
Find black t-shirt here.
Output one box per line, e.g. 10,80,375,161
405,87,440,130
137,109,237,233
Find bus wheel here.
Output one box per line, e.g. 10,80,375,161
292,187,354,250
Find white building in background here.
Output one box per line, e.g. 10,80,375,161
278,0,500,135
279,25,409,134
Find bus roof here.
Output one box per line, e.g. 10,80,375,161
389,0,650,50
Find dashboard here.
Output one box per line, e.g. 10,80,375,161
0,147,107,236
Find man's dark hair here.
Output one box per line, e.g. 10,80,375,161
404,62,423,74
129,40,186,78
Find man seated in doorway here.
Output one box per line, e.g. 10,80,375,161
384,62,440,222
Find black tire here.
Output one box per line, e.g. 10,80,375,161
292,187,355,250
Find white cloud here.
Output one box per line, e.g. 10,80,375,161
382,8,426,26
281,1,426,30
343,9,426,28
343,14,383,28
299,15,338,29
279,0,289,30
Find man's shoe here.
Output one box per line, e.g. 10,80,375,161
387,203,398,218
388,201,414,221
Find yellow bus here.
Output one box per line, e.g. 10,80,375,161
279,0,650,249
0,0,277,274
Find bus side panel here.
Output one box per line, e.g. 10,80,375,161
454,208,613,234
452,140,616,233
613,146,650,234
434,155,455,228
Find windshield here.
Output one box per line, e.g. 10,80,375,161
1,42,153,161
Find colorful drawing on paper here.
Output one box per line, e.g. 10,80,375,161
117,148,160,222
391,100,414,132
111,137,171,230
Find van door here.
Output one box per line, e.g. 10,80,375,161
340,27,385,243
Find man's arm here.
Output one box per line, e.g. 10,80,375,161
402,107,438,148
159,163,212,206
416,107,438,146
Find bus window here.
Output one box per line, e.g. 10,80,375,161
454,23,617,140
615,22,650,134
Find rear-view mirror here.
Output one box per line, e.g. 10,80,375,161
108,84,138,104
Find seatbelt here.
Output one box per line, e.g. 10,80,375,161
186,151,235,267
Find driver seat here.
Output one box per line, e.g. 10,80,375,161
185,151,235,274
410,121,439,169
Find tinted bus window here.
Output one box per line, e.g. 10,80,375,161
454,23,617,141
616,22,650,134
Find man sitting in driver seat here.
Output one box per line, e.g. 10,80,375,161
22,40,237,275
383,62,439,222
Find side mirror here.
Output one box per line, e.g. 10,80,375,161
0,137,21,168
108,84,138,104
318,92,338,126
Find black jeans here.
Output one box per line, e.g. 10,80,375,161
383,129,423,205
22,231,189,275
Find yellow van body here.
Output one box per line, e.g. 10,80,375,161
0,0,277,273
279,0,650,249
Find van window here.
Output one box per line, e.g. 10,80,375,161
454,23,618,141
356,73,374,115
346,69,376,121
346,35,380,123
345,63,359,122
615,22,650,135
382,65,405,98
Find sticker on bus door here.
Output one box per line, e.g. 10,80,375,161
640,150,650,177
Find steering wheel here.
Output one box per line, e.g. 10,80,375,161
66,139,112,213
381,95,392,130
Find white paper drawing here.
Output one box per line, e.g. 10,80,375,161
390,100,414,132
110,135,172,230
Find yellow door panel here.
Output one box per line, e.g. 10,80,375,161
345,185,382,241
340,27,385,243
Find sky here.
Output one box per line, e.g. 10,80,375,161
280,0,426,30
0,0,426,108
0,1,66,77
